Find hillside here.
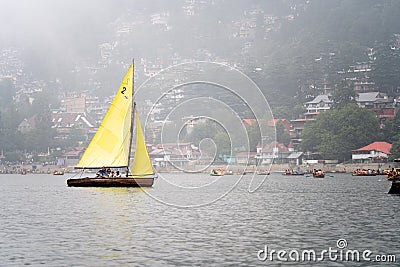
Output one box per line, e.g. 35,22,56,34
1,0,400,106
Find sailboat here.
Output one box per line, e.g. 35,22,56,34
67,60,156,187
388,167,400,194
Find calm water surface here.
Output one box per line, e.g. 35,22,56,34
0,173,398,266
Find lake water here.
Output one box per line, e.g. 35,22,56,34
0,173,398,266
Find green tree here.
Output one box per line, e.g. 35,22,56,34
0,103,23,151
184,121,216,145
4,151,24,162
19,92,57,152
276,121,290,146
291,104,307,120
371,37,400,95
213,131,231,156
330,81,357,109
245,123,261,152
382,111,400,143
390,135,400,160
301,104,381,161
0,78,15,108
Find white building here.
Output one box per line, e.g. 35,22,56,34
304,94,333,114
352,141,392,163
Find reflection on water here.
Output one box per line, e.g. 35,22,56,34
0,173,398,266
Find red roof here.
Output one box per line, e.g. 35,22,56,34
355,141,392,154
64,150,82,156
267,119,291,131
243,119,256,126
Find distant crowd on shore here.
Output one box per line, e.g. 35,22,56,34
0,162,64,174
353,168,386,175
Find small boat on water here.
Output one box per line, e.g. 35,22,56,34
352,169,378,176
53,170,64,175
387,168,400,194
67,61,156,187
352,173,376,176
282,170,305,176
312,169,325,178
210,169,224,176
387,168,400,181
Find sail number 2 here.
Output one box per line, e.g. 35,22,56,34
121,87,127,94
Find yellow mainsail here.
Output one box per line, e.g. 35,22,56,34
76,64,133,169
130,111,154,176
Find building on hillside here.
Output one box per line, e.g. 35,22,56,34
288,95,332,149
183,115,208,135
304,94,333,115
51,112,96,141
376,108,396,122
60,96,86,113
351,141,392,163
17,116,37,133
289,116,316,148
150,12,169,26
356,92,392,109
356,92,395,122
255,141,291,165
354,81,375,93
149,142,201,168
149,147,172,168
63,147,85,167
286,151,304,166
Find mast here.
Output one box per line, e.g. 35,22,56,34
127,58,135,176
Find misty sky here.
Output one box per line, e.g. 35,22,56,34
1,0,115,52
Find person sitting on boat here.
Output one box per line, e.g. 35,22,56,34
115,171,121,178
96,167,109,178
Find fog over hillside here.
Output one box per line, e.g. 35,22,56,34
1,0,399,103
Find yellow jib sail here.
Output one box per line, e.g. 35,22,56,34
130,111,154,176
76,64,133,169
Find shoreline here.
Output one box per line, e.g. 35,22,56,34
0,162,393,175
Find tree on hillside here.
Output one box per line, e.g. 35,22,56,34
330,80,357,109
371,37,400,95
20,92,57,152
382,111,400,143
390,135,400,160
0,78,15,108
276,121,290,146
301,104,381,161
245,123,261,152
